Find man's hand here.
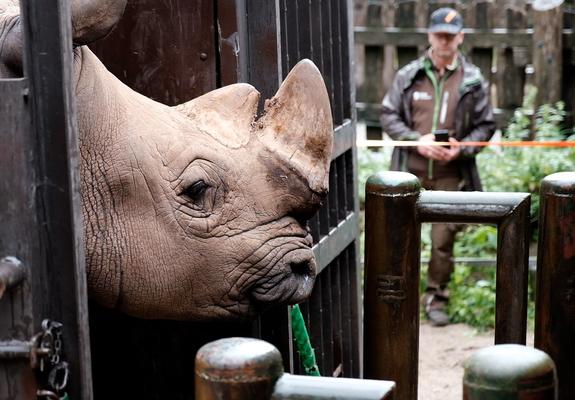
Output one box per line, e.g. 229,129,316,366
416,134,461,162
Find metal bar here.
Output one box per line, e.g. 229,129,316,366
0,341,32,360
329,159,339,228
494,195,530,344
0,257,26,299
417,191,531,224
332,119,354,160
329,257,342,376
535,172,575,400
313,212,359,273
363,172,421,400
273,374,395,399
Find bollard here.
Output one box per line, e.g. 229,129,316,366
195,337,396,400
535,172,575,400
195,337,284,400
463,344,557,399
363,171,421,400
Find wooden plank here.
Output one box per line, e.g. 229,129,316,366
217,0,242,86
91,0,217,105
470,0,494,85
359,3,384,104
354,27,537,48
20,0,93,397
533,3,563,108
396,0,419,69
495,0,527,109
0,78,36,400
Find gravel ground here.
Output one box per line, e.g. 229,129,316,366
418,322,535,400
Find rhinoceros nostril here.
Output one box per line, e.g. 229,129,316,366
290,260,311,276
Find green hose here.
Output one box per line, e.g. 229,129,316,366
291,304,321,376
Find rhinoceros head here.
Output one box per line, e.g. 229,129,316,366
0,0,333,320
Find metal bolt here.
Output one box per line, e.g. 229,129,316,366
200,52,208,61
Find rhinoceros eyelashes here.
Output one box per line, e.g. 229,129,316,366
182,180,208,203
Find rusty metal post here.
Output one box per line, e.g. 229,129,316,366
535,172,575,400
463,344,557,399
195,337,284,400
196,337,396,400
363,171,421,400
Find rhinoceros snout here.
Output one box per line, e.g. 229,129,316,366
249,248,316,307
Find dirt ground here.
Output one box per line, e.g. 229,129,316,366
418,322,535,400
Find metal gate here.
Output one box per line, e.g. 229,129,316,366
89,1,360,393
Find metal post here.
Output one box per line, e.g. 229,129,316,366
195,337,395,400
535,172,575,400
195,337,283,400
463,344,557,399
363,171,421,400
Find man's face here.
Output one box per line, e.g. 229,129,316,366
428,32,464,60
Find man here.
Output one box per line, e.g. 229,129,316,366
380,7,495,326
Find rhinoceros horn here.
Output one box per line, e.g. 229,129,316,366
174,59,333,198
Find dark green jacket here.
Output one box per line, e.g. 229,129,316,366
381,54,495,191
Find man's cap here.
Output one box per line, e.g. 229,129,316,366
428,7,463,34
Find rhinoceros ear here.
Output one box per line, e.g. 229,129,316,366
173,83,260,147
256,59,333,195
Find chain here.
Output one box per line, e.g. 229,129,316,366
33,320,70,400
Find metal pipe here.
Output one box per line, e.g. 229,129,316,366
418,191,530,224
0,256,26,299
463,344,557,399
272,374,395,399
535,172,575,400
418,191,531,344
363,171,421,400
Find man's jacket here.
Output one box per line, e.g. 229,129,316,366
381,54,495,191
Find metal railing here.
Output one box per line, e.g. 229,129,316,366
363,171,531,400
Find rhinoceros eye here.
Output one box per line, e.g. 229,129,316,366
182,180,208,202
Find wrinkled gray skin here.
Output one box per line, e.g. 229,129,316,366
0,1,333,320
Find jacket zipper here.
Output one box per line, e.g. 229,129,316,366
423,63,452,180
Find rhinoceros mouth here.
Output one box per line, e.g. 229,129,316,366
248,247,316,306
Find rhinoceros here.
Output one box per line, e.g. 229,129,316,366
0,0,333,320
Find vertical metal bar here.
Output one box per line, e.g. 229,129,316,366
364,172,421,400
495,196,530,344
337,155,348,220
330,256,343,377
285,0,299,70
341,246,354,378
329,159,339,228
320,263,334,375
311,0,324,70
345,150,354,213
278,0,290,79
308,276,325,375
338,0,351,120
320,0,335,121
535,172,575,400
330,0,344,125
20,0,93,398
296,0,311,59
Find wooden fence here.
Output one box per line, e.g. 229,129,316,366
354,0,575,138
